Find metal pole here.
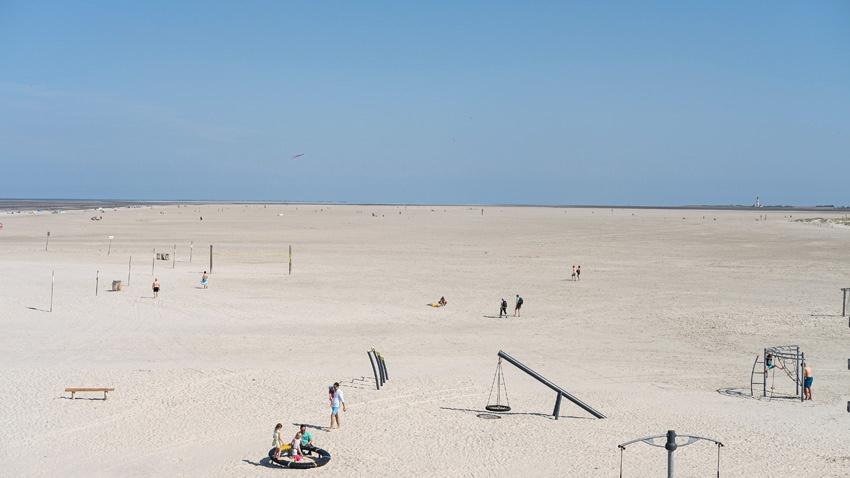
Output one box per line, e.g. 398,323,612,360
151,248,155,276
128,256,132,286
367,351,380,390
795,346,800,398
172,244,176,269
800,352,805,402
665,430,677,478
763,348,767,398
209,245,213,273
189,242,193,263
95,270,99,296
49,270,54,312
553,393,562,420
45,231,50,251
843,288,848,317
107,238,112,256
289,245,292,275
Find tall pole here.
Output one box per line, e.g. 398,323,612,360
107,236,113,256
45,231,50,251
172,244,176,269
189,241,193,263
665,430,677,478
151,248,155,276
289,245,292,275
128,256,132,286
95,270,99,296
209,245,213,273
49,270,55,312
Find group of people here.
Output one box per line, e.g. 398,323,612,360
272,423,316,461
570,265,582,281
270,382,347,462
499,295,523,317
150,271,209,297
764,353,815,400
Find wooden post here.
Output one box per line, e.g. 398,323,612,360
127,256,132,286
209,245,213,273
45,231,50,251
49,270,54,312
107,236,113,256
95,270,99,296
189,242,193,263
289,245,292,275
151,248,155,276
172,244,176,269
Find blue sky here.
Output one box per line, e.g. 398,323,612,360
1,1,848,205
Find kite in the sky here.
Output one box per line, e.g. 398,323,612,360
291,153,305,160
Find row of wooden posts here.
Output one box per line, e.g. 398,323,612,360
44,242,293,309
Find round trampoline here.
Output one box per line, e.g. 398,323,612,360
267,447,331,469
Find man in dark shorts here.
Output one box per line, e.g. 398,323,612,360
152,278,160,298
576,265,581,280
499,298,508,317
514,294,523,317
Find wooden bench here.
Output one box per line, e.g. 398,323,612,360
65,387,115,400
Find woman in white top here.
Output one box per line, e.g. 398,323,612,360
290,432,303,458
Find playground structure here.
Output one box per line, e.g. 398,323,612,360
842,287,849,319
485,350,605,419
367,348,389,391
267,446,331,469
750,345,805,402
618,429,724,478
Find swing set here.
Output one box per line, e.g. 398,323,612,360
484,350,605,419
618,429,724,478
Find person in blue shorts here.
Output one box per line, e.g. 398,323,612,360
803,363,813,400
329,382,347,429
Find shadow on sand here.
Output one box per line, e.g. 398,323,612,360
440,406,593,421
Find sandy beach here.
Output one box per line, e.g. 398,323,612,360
1,204,848,477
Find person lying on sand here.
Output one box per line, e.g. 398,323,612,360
438,296,447,306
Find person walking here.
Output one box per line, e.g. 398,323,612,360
272,423,284,459
329,382,346,429
571,265,576,281
200,271,209,289
576,265,581,280
152,278,160,298
514,294,523,317
499,298,508,318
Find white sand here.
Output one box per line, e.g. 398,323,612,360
1,205,848,477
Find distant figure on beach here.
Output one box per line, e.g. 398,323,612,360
201,271,209,289
514,294,523,317
499,298,508,318
576,265,581,280
329,382,346,430
199,216,203,221
152,278,160,298
272,423,284,459
289,431,304,458
438,296,447,306
299,424,315,454
803,363,813,400
571,265,576,281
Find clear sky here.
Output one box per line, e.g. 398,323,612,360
1,1,848,205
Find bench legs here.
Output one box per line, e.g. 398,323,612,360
71,391,75,399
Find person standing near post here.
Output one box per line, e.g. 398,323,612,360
499,298,508,318
200,271,209,289
514,294,523,317
152,278,160,298
803,363,814,400
329,382,346,430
